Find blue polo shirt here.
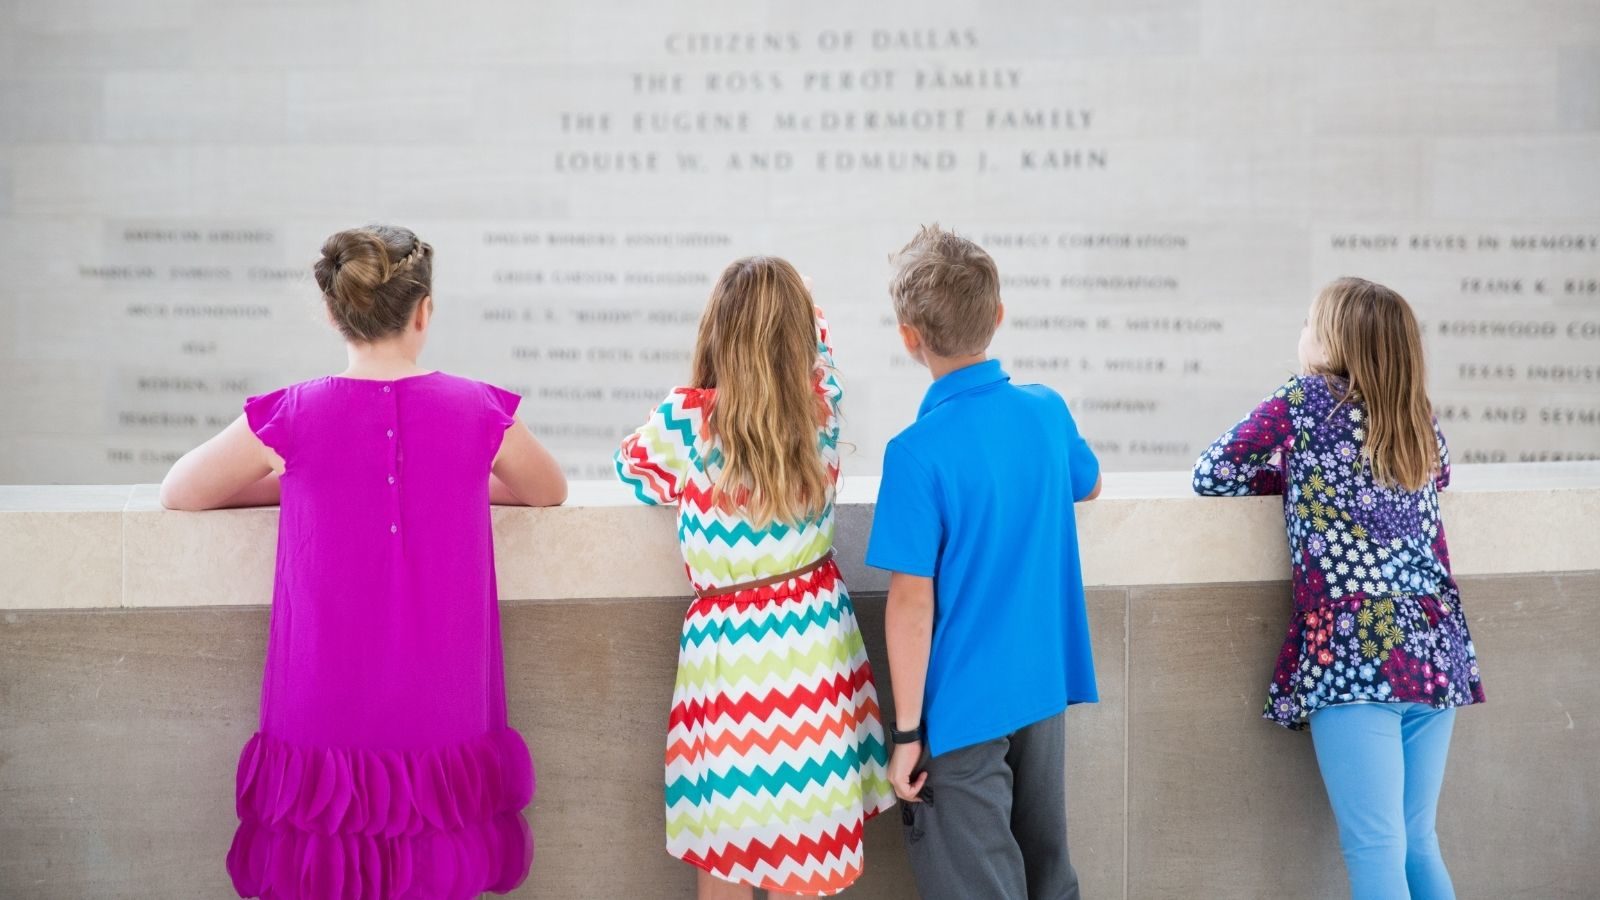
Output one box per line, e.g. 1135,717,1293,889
866,360,1100,757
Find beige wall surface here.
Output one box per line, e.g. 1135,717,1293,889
2,1,1598,484
2,471,1596,895
4,464,1598,610
2,573,1596,899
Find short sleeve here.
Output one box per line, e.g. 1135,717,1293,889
481,382,522,459
483,382,521,432
1062,404,1101,502
243,386,293,457
865,439,942,577
615,391,698,506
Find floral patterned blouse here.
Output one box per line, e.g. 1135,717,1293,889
1194,374,1486,729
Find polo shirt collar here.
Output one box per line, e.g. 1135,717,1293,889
918,359,1010,417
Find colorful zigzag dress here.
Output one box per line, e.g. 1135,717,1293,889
614,314,893,895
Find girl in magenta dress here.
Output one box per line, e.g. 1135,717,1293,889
161,225,567,899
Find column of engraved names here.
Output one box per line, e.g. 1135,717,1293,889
479,227,733,479
977,229,1286,471
94,225,311,478
1320,229,1600,463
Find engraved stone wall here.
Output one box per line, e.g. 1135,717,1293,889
1,1,1597,482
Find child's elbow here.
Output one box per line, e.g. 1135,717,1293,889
543,478,570,507
523,472,568,508
1191,471,1222,497
1077,474,1103,502
158,479,204,511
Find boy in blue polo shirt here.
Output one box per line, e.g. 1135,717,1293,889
867,225,1101,900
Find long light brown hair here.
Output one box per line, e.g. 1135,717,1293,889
691,257,832,525
1309,277,1438,491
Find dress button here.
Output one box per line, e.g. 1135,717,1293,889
386,429,394,438
382,385,391,393
387,475,396,485
390,523,398,534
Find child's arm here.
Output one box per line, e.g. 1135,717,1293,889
814,305,835,362
813,304,844,420
1066,408,1102,502
864,439,942,802
1433,416,1451,491
1075,419,1100,499
488,474,519,505
1192,379,1298,497
615,394,695,506
885,571,934,802
492,416,567,507
160,415,278,510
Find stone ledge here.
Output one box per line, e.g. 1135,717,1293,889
1,462,1596,610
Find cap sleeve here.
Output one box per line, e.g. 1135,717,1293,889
480,382,522,460
482,382,522,431
243,386,293,457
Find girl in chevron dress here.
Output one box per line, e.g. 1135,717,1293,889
616,257,893,897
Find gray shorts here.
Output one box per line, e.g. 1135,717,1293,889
901,711,1081,900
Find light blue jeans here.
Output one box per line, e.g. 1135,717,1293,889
1309,702,1457,900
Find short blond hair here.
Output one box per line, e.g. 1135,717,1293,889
888,224,1001,357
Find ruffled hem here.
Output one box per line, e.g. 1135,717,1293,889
228,728,534,899
1263,593,1485,731
235,728,533,836
228,811,531,900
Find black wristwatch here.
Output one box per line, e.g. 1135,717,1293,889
891,722,924,745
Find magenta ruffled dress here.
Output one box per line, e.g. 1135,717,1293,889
227,372,534,900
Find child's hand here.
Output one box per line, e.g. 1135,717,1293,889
888,740,927,802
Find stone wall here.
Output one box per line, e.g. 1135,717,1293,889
2,574,1596,898
2,1,1598,484
2,465,1597,897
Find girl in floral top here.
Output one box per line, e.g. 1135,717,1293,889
1195,277,1484,900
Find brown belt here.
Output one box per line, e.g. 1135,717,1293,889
695,551,836,600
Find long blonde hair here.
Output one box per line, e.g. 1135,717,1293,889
691,257,832,525
1309,277,1438,491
